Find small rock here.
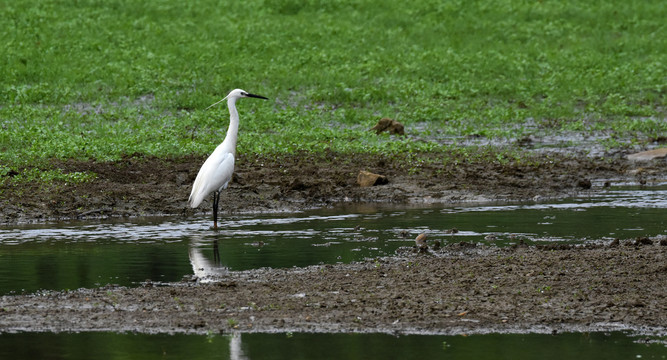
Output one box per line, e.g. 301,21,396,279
457,241,476,249
356,170,388,187
415,233,428,251
577,178,592,189
627,168,645,175
626,148,667,161
634,237,653,246
370,118,405,135
512,239,528,249
288,179,308,191
516,136,533,147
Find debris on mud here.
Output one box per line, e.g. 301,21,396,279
0,242,664,335
415,233,428,250
356,170,388,187
626,148,667,161
1,150,664,225
0,150,665,336
370,118,405,135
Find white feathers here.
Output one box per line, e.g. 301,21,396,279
188,89,267,214
188,149,234,208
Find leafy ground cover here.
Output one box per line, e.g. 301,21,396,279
1,0,665,184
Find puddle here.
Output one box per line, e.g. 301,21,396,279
408,121,666,159
0,185,665,294
0,331,664,360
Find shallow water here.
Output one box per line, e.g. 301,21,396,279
0,184,664,294
0,331,664,360
1,185,666,358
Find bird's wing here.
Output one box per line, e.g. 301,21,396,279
188,151,235,208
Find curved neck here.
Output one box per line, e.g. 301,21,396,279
224,97,240,155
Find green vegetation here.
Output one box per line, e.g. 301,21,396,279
2,0,665,176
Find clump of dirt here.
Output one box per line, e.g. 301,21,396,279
370,118,405,135
1,150,664,225
0,241,664,335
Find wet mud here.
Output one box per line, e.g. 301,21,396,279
1,150,664,224
1,151,666,335
1,242,665,335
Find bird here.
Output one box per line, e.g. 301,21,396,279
188,89,268,229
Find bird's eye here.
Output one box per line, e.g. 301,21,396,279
241,92,247,96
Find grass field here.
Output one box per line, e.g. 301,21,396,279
1,0,666,181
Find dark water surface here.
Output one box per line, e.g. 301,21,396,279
0,331,664,360
0,185,664,295
1,185,665,358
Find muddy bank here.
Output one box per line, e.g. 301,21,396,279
0,241,665,335
1,150,665,336
1,151,664,225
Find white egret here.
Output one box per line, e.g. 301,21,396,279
188,89,268,229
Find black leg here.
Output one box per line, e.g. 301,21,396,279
212,191,220,230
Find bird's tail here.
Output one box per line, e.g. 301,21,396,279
188,192,204,208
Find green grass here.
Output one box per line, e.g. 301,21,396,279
1,0,666,174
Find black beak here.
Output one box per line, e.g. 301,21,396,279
246,93,268,100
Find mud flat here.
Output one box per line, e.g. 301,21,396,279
1,151,665,224
1,150,665,336
1,241,665,335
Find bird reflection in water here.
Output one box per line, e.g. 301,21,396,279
188,235,228,282
189,236,247,359
213,240,221,265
